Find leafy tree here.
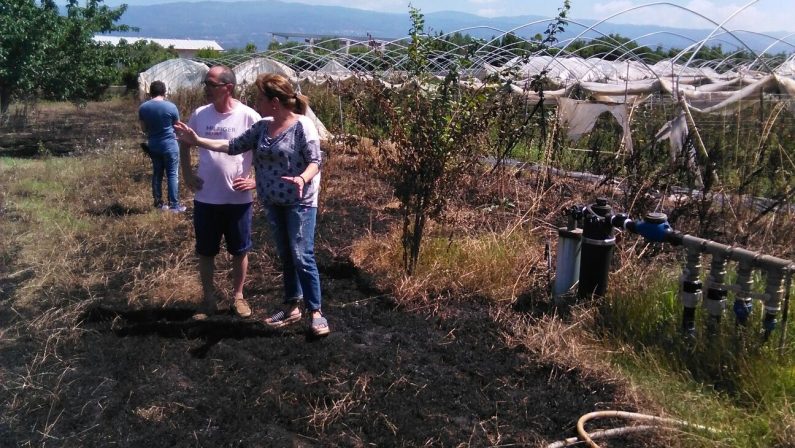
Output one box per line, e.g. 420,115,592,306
567,33,650,60
345,4,571,275
445,32,477,47
0,0,131,114
499,32,536,53
195,47,222,59
0,0,58,114
113,40,178,90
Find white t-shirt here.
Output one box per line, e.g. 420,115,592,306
188,101,261,204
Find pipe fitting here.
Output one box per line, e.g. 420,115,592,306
633,219,672,242
679,246,703,338
763,313,777,340
763,268,786,314
733,299,753,324
704,253,728,319
680,290,701,308
733,260,754,326
682,306,697,337
703,292,727,317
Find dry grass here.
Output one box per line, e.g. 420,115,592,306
307,374,371,432
2,147,202,310
351,224,547,308
0,104,212,444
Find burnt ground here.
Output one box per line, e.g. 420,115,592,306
59,290,623,447
0,272,640,447
0,101,654,447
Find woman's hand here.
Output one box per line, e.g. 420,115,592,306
281,175,307,197
174,121,198,145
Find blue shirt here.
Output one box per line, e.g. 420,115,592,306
138,98,180,152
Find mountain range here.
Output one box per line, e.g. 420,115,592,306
108,0,792,54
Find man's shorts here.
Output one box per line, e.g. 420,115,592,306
193,201,253,257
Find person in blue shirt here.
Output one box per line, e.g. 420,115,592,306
138,80,185,212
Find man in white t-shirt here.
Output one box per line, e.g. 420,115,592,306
179,65,261,319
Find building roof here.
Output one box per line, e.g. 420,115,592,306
93,35,224,51
270,31,397,42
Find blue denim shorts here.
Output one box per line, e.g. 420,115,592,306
193,201,253,257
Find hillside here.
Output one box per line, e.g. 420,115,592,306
107,0,791,52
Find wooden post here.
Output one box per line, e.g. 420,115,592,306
678,92,719,187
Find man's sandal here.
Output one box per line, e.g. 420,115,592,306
232,296,252,318
264,309,302,328
310,316,330,336
192,296,218,321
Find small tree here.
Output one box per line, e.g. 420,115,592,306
487,0,570,169
358,4,571,275
366,8,496,274
114,40,178,90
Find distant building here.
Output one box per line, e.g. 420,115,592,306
93,35,224,58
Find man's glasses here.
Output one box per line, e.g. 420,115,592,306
203,80,228,88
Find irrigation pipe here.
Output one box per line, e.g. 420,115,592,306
779,267,792,357
546,425,654,448
574,410,721,448
336,78,345,139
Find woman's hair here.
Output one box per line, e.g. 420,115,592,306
255,73,308,115
149,80,167,97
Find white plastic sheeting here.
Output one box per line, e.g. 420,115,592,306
556,98,633,154
137,59,209,100
234,57,297,86
654,110,704,187
300,59,355,84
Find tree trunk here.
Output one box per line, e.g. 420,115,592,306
0,87,11,117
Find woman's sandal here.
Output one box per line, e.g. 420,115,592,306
264,309,302,328
310,316,331,336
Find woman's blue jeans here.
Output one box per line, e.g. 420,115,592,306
264,205,322,312
150,148,180,208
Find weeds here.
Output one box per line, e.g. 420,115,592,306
598,258,795,447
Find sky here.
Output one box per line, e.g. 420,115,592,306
104,0,795,34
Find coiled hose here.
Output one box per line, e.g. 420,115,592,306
545,410,720,448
